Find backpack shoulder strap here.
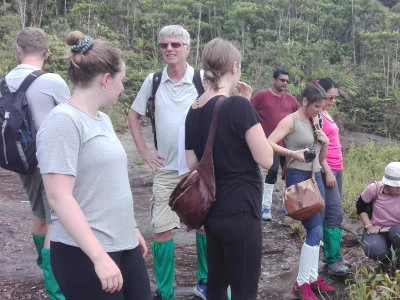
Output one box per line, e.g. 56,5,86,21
151,71,163,98
1,78,10,95
146,71,163,149
17,70,46,92
192,69,204,96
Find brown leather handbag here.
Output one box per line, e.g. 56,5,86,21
169,97,223,229
284,118,324,221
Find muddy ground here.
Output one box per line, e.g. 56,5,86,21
0,126,397,299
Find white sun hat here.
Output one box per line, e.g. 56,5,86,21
382,162,400,187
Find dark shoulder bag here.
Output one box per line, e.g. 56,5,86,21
169,97,224,229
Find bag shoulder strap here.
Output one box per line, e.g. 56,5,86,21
309,117,318,178
205,96,225,149
372,181,383,203
193,69,204,96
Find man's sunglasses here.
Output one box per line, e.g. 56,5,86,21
278,78,289,84
159,42,187,49
325,95,339,101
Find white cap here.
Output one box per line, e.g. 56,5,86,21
382,162,400,187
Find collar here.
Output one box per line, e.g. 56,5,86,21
161,63,194,84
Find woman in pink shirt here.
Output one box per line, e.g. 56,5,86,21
318,77,352,276
357,162,400,263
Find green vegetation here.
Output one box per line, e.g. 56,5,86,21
0,0,400,137
342,142,400,219
346,266,400,299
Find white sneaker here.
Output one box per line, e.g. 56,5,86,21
261,208,272,221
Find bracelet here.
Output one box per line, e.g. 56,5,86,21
287,149,291,158
364,224,372,229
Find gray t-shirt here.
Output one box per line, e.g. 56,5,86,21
5,64,70,130
37,103,138,252
284,113,323,172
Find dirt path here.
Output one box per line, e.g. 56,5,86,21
1,125,379,299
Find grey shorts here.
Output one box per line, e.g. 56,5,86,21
19,168,51,224
151,169,181,233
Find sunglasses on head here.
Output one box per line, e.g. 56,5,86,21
278,78,289,84
159,42,186,49
325,95,339,101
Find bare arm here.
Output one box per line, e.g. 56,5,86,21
43,173,122,293
245,123,273,169
135,227,148,257
268,116,307,162
320,159,336,187
359,212,380,234
127,109,165,169
185,149,199,172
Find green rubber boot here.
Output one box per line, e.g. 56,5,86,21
323,225,351,276
196,232,208,285
322,225,342,264
41,248,65,300
152,240,175,300
32,234,45,268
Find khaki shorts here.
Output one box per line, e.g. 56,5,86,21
19,168,51,224
151,169,181,233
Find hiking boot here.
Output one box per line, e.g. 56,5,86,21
323,256,352,267
310,276,335,293
193,283,206,300
291,282,318,300
261,208,272,221
327,258,352,276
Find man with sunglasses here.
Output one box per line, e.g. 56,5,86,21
128,25,207,300
251,69,299,221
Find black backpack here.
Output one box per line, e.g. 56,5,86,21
0,70,46,174
145,69,204,149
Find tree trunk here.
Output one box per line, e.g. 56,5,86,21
195,3,201,66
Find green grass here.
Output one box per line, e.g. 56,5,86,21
346,266,400,299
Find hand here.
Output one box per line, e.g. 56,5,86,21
140,149,165,170
324,172,336,187
315,129,329,145
135,228,148,257
93,254,123,293
233,81,253,100
366,225,380,235
289,149,308,162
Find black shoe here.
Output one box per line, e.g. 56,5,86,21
153,290,162,300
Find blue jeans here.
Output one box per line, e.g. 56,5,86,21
286,169,326,246
361,224,400,261
322,170,344,228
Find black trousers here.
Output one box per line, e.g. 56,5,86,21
205,213,262,300
51,242,151,300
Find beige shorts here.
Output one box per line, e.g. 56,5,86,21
151,169,181,233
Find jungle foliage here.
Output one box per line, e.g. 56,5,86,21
1,0,400,137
